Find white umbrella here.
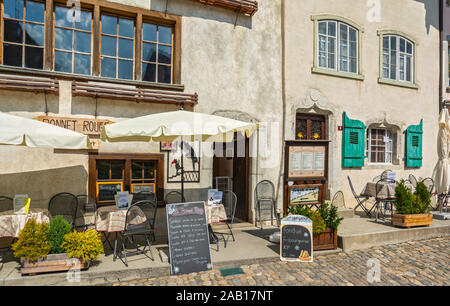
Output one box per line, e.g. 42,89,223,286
432,108,450,197
101,110,258,198
0,112,90,149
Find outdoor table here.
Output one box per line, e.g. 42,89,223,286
0,208,50,239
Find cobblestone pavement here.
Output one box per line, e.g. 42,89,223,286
110,237,450,286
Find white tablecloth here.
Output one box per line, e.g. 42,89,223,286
0,209,50,238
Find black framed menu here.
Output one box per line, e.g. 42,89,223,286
166,201,212,275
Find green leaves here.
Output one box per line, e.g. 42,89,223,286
12,219,52,261
61,229,104,262
48,215,72,254
394,180,431,214
287,203,343,234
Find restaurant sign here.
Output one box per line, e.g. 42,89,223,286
35,116,114,150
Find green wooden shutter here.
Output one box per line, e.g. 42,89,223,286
342,112,366,168
404,119,423,168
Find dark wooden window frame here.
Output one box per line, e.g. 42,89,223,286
89,153,165,206
0,0,182,86
295,113,327,141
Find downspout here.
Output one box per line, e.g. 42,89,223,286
275,0,286,217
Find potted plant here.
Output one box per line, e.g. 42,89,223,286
12,217,103,275
392,180,433,228
288,203,343,250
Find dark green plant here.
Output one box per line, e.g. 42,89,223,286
287,205,326,234
48,215,72,254
318,202,344,230
11,219,52,261
394,180,431,214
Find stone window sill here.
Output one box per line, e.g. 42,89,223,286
378,78,419,90
311,67,364,81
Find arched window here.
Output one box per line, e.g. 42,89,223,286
381,34,414,83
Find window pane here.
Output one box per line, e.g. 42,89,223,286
119,18,134,38
111,161,124,179
4,20,23,43
339,24,348,40
55,28,72,51
390,50,396,80
310,120,322,140
55,6,72,28
144,162,155,179
318,51,326,68
143,23,157,42
74,54,91,75
328,37,335,54
142,63,156,82
158,65,171,84
25,46,43,69
143,42,157,62
25,23,44,46
54,50,72,73
118,60,133,80
74,31,91,53
3,44,22,66
349,28,357,42
25,1,45,23
328,52,335,69
97,161,110,180
4,0,24,19
318,35,326,52
400,38,405,52
318,22,326,35
350,57,357,73
101,57,116,78
390,36,396,50
158,45,172,64
132,162,143,180
295,119,307,140
383,36,389,49
158,26,172,44
101,35,117,56
399,54,405,80
406,42,412,54
118,38,133,59
101,15,117,35
406,55,411,82
328,22,336,37
349,41,357,58
75,11,92,31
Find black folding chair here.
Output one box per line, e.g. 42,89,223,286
48,192,78,229
375,178,395,222
212,190,237,248
116,200,157,267
0,196,13,213
132,191,156,204
74,194,97,231
164,191,186,204
255,180,279,229
347,176,371,216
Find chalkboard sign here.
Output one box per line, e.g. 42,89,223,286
131,183,155,194
96,182,123,203
280,215,313,262
166,201,213,275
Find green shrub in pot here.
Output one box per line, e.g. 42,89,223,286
48,215,72,254
393,180,431,214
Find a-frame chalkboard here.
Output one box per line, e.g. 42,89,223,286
280,215,313,262
166,201,213,275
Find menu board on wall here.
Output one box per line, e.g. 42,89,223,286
288,146,325,178
289,185,321,205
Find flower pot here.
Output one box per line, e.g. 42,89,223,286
20,253,90,276
313,228,337,251
391,213,433,228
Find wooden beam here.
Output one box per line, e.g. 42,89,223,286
44,0,54,70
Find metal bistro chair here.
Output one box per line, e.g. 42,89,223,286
212,190,237,248
347,176,371,216
421,177,437,210
331,191,346,209
132,191,157,204
48,192,78,229
117,200,157,267
375,178,395,222
255,180,279,229
381,169,393,180
0,196,13,213
408,174,418,188
74,194,97,231
164,191,186,204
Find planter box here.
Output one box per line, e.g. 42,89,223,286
20,253,89,276
391,213,433,228
313,228,337,251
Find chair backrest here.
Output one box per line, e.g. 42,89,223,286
132,191,156,204
75,194,97,215
221,190,237,222
372,175,381,182
421,177,434,194
124,200,157,234
381,170,393,180
164,191,185,204
375,178,395,201
409,174,418,188
255,180,275,201
331,191,345,208
48,192,78,225
347,176,358,197
0,196,13,213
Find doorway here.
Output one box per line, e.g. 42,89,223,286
212,133,250,222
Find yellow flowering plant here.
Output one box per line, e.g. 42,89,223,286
61,229,104,262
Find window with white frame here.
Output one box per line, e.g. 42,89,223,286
366,128,393,164
382,35,414,83
318,20,358,73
